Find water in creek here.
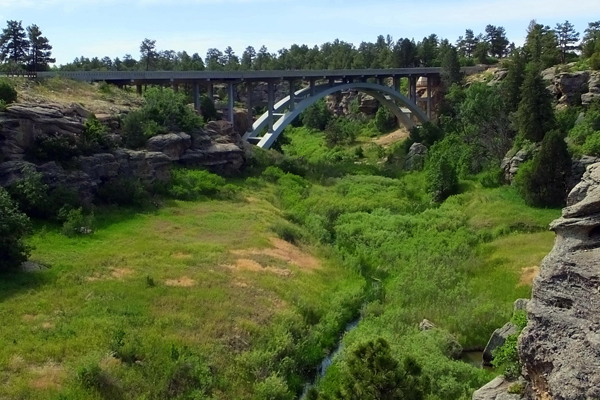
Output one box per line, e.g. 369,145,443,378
300,317,361,399
460,351,494,371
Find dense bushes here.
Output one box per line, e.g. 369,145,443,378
0,187,32,270
514,130,571,207
97,177,150,207
373,106,397,133
302,100,332,131
122,88,204,149
168,168,240,201
0,79,17,109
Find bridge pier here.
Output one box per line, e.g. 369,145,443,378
207,83,214,102
426,76,432,119
193,83,200,111
136,84,142,96
409,76,417,104
246,82,253,133
267,81,275,133
288,79,296,111
228,82,235,125
309,78,316,96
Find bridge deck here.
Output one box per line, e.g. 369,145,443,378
35,66,484,84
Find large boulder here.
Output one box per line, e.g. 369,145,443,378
556,71,589,106
77,153,120,183
359,94,379,115
112,149,171,183
483,322,518,366
404,143,428,171
473,377,522,400
518,162,600,400
582,71,600,106
501,148,533,183
146,132,191,160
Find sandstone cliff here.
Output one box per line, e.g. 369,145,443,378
518,162,600,400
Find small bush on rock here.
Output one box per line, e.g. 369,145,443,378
0,187,32,270
0,80,17,104
79,114,112,155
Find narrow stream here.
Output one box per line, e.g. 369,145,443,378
300,316,362,399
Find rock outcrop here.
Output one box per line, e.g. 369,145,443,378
518,162,600,400
542,69,600,107
501,149,534,183
473,377,522,400
0,103,246,203
404,143,428,171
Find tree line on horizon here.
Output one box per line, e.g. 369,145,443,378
0,19,598,73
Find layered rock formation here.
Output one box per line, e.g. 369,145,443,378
518,162,600,400
542,69,600,107
0,103,246,203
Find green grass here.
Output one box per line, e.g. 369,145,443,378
0,197,364,399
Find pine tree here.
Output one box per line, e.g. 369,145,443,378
516,130,571,207
555,20,580,64
502,49,526,112
441,45,462,88
485,25,509,58
0,20,29,65
582,21,600,58
241,46,256,70
524,21,560,68
26,24,54,72
459,29,477,58
516,63,556,142
139,38,157,71
473,34,490,64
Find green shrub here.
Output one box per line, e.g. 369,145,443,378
143,87,203,133
169,168,226,200
271,220,304,244
31,133,80,163
301,100,332,131
0,80,17,104
200,95,218,122
254,374,294,400
508,383,525,395
166,356,214,398
60,207,94,237
79,114,112,155
514,130,571,207
262,166,286,183
122,110,149,149
409,122,444,148
76,360,103,390
374,106,397,133
0,99,7,112
582,132,600,156
324,118,359,147
0,187,32,270
6,165,49,217
427,153,459,203
479,167,504,188
97,177,149,207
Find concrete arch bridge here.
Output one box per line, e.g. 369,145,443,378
38,68,483,149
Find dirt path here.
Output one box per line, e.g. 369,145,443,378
372,128,410,147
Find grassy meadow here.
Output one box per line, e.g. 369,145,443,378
0,125,561,400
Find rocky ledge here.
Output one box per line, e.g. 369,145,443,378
518,162,600,400
0,104,247,203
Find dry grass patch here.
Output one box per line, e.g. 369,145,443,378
372,128,410,147
519,265,540,286
232,237,320,271
111,268,135,279
29,362,66,390
172,252,193,260
165,277,197,287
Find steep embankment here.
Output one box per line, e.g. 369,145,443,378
519,163,600,400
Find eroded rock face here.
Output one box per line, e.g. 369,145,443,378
518,162,600,400
146,132,192,160
501,149,533,183
404,143,428,171
542,70,599,107
483,322,518,366
473,377,522,400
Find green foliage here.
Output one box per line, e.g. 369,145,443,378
492,334,520,380
426,152,459,202
0,79,17,104
408,122,444,148
254,374,294,400
76,359,104,390
302,100,332,131
121,88,204,149
479,167,504,188
97,177,150,206
271,220,304,244
0,187,31,270
568,109,600,156
514,130,571,207
502,49,526,111
508,383,525,395
200,95,218,122
6,165,48,217
325,117,359,147
337,338,424,400
79,114,112,155
60,207,94,237
31,133,80,163
374,106,397,133
169,168,226,200
0,99,7,112
516,63,556,142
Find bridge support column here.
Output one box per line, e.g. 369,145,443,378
246,82,253,133
377,76,384,86
267,81,275,133
309,78,316,96
409,76,417,104
228,82,235,125
393,76,400,93
328,78,335,88
207,83,214,102
136,84,142,96
173,83,179,92
288,79,296,111
426,76,432,119
193,83,200,111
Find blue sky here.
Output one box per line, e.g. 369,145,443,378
1,0,599,65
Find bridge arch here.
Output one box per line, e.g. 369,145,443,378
244,82,428,149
